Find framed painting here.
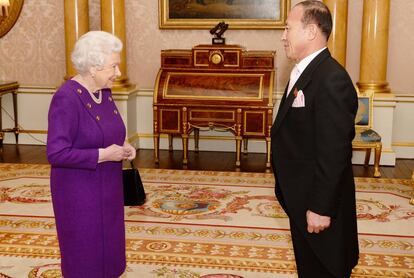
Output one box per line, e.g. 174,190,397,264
159,0,290,29
355,90,374,129
0,0,24,38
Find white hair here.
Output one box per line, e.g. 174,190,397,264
71,31,123,75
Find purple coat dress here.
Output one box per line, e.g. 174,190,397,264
47,80,126,277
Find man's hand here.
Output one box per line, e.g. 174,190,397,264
306,210,331,233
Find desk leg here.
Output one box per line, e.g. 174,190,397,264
235,136,241,167
12,91,19,143
243,138,248,155
194,128,199,153
266,137,271,168
154,134,160,164
235,109,242,167
182,107,189,165
182,134,189,165
168,135,173,152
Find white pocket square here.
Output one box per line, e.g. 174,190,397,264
292,89,305,107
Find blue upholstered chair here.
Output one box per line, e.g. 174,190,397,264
352,90,382,177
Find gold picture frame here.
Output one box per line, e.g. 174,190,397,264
0,0,24,38
159,0,290,29
355,90,374,130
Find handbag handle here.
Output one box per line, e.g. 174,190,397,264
123,161,136,170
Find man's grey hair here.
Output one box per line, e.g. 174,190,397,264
296,0,332,40
71,31,122,75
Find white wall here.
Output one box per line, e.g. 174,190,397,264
3,86,412,166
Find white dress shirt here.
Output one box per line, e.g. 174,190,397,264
287,47,327,96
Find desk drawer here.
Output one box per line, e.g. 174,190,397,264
159,108,181,133
244,110,266,136
189,109,235,122
243,57,274,68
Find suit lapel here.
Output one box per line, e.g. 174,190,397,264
272,77,311,133
278,84,289,110
272,49,331,134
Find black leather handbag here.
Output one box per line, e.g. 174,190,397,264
122,161,146,206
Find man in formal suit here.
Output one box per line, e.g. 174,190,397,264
271,1,359,277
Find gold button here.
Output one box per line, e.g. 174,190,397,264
87,103,92,109
108,96,113,102
96,115,100,121
77,89,82,94
114,110,118,115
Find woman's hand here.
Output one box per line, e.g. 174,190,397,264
98,144,125,163
122,142,136,161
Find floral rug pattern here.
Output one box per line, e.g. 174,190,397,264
0,163,413,277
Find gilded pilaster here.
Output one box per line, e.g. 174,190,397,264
64,0,89,79
357,0,391,94
101,0,134,91
323,0,348,67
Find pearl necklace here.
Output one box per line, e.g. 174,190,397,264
88,90,102,104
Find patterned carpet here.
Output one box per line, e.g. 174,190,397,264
0,163,413,278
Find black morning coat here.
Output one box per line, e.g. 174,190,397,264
271,48,359,278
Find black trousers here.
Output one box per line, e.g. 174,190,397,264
289,220,337,278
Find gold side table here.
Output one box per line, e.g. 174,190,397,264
0,81,19,146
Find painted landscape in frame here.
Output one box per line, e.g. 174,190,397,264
159,0,290,29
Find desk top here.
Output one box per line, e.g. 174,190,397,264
155,45,275,107
0,81,19,94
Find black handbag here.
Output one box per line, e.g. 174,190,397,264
122,161,146,206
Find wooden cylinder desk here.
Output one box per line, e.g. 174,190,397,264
153,44,275,168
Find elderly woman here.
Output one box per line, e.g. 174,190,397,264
47,31,135,277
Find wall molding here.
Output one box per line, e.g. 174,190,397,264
393,142,414,147
2,86,412,164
